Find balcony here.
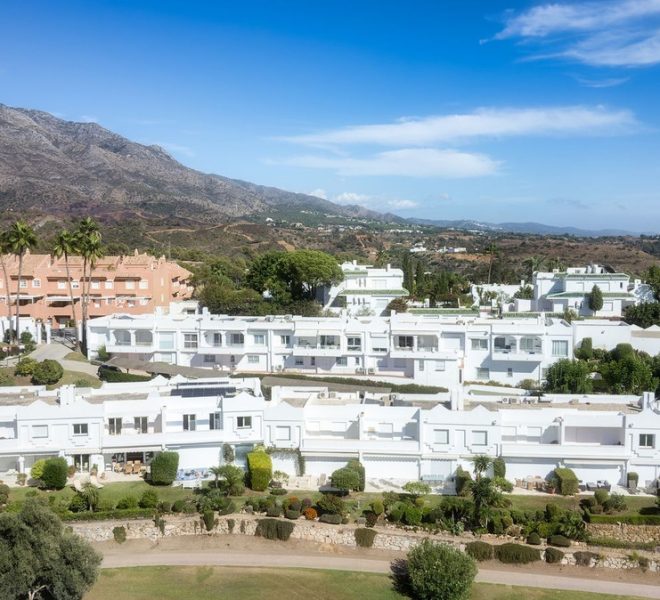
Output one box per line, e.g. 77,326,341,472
294,343,344,357
501,442,629,460
302,437,420,455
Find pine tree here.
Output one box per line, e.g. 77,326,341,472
588,284,604,315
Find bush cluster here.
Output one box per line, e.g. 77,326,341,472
255,518,295,541
465,541,493,561
354,528,377,548
548,534,571,548
494,543,541,564
544,547,564,564
150,452,179,485
41,457,69,490
552,468,579,496
247,450,272,491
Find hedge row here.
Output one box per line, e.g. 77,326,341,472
247,450,272,492
586,514,660,525
553,467,579,496
61,508,155,521
354,528,377,548
255,518,295,541
98,370,154,383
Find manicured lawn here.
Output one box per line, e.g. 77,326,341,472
86,567,647,600
65,351,89,362
48,369,102,389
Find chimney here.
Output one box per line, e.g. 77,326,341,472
57,385,76,406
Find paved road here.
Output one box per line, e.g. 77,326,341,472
99,549,660,599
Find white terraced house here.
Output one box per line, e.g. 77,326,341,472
86,307,659,388
0,378,658,489
322,260,408,316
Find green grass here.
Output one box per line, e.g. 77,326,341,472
48,369,102,389
65,351,89,362
86,567,647,600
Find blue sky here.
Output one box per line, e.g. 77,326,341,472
1,0,659,232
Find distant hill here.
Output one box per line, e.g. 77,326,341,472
0,103,387,225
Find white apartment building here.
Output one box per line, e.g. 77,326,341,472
322,261,408,317
0,379,658,489
533,265,636,317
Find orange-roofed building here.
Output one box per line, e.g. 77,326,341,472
0,250,193,327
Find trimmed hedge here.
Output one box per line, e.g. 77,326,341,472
98,369,153,383
492,457,506,478
255,518,295,541
586,537,656,551
455,466,472,496
150,451,179,485
285,509,300,520
545,547,564,564
573,551,599,567
112,526,127,544
465,541,494,561
247,450,272,492
331,467,360,491
61,508,154,521
319,513,342,524
586,514,660,525
526,532,542,545
347,459,366,492
202,509,215,531
495,543,541,564
354,527,377,548
548,534,571,548
41,457,69,490
553,468,579,496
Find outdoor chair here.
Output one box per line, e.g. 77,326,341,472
124,461,134,475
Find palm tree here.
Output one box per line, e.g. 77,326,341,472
75,218,103,355
524,256,545,280
471,455,492,481
6,221,37,342
0,231,12,328
209,465,223,489
485,243,498,284
471,476,503,529
52,230,81,349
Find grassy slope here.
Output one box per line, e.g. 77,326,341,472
87,567,647,600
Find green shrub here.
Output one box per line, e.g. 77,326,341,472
627,472,639,486
138,490,159,509
465,541,494,561
593,489,609,506
61,508,154,521
285,509,299,520
406,540,477,600
545,547,564,564
495,543,541,564
455,466,472,496
548,534,571,548
270,487,287,496
217,497,236,516
14,357,37,376
116,495,139,510
492,457,506,478
112,526,127,543
354,527,377,548
41,457,68,490
171,499,186,513
586,514,660,525
388,501,405,523
403,504,423,526
150,451,179,485
319,513,342,524
247,450,272,491
526,532,542,545
371,499,384,516
603,493,626,513
31,359,64,385
492,476,513,492
255,518,294,541
573,551,599,566
266,504,282,518
98,369,152,382
202,509,215,532
0,483,9,506
347,459,365,492
30,459,47,481
365,511,378,527
553,468,579,496
331,467,360,491
68,494,87,513
317,493,345,515
586,537,656,551
545,503,562,521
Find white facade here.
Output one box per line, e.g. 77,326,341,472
0,378,658,489
323,261,408,317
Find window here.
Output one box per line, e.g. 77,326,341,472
295,357,304,366
434,429,449,444
183,414,196,431
397,335,414,349
19,279,27,289
253,334,265,345
471,338,488,350
473,430,488,446
32,425,48,438
347,336,361,350
209,412,222,430
310,356,316,366
91,280,100,289
418,360,425,371
125,280,135,289
552,340,569,357
105,281,113,289
139,280,148,289
183,333,198,349
32,278,41,289
248,355,260,364
229,333,244,346
203,354,215,363
57,281,66,290
71,281,80,289
477,367,489,380
355,357,361,366
73,423,89,436
275,426,291,441
639,433,655,448
237,416,252,429
108,418,122,435
212,332,222,347
134,417,148,434
280,335,290,346
159,332,175,350
336,357,347,366
507,368,513,378
435,360,446,371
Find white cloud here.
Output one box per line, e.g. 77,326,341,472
279,148,499,178
152,142,195,158
281,106,636,146
334,192,372,205
308,188,328,199
573,75,631,87
493,0,660,68
80,115,99,123
387,199,418,209
328,192,418,210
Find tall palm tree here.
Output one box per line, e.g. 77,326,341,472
485,243,498,285
75,218,103,355
52,230,81,348
6,221,37,342
0,231,12,328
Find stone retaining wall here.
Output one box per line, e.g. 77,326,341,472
587,523,660,544
70,515,659,573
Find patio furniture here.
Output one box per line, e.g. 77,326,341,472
132,460,142,474
124,461,134,475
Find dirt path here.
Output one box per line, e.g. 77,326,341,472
96,537,660,599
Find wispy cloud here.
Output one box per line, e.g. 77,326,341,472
281,106,636,146
80,115,99,123
151,141,195,157
308,188,328,199
277,148,499,178
492,0,660,68
573,75,631,87
331,192,418,210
